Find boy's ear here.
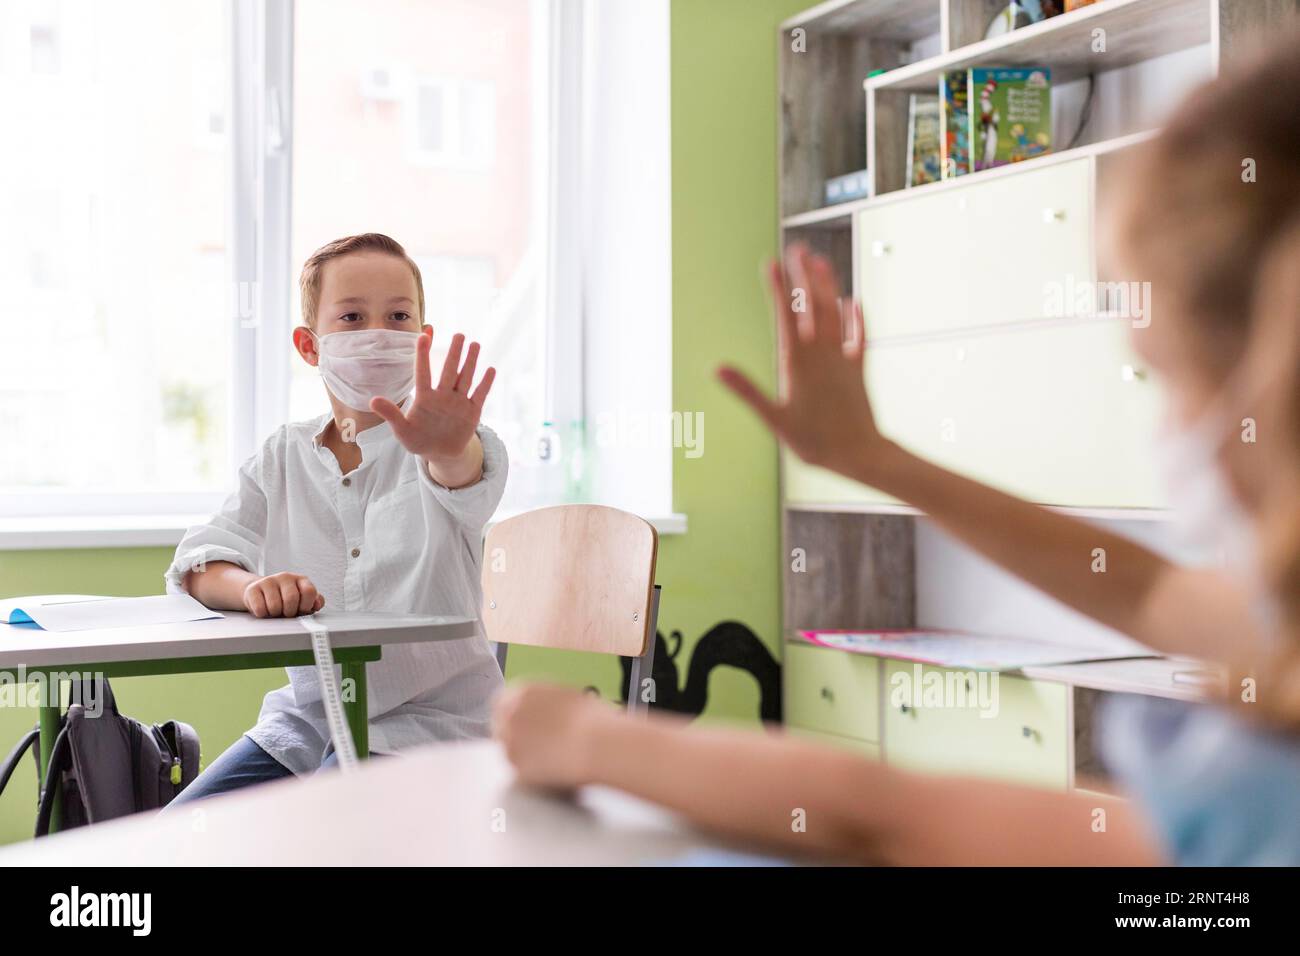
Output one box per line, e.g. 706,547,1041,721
292,326,320,367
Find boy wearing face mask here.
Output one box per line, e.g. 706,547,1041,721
164,233,507,802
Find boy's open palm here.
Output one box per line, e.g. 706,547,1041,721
718,245,884,482
370,328,495,461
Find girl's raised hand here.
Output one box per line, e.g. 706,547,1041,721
717,244,887,484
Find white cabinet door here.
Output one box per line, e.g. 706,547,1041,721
867,319,1166,508
855,158,1092,340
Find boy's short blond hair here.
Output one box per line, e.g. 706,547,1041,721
299,233,425,327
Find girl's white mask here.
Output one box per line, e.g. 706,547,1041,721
1152,390,1255,574
310,328,421,410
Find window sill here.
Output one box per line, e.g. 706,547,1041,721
0,512,689,551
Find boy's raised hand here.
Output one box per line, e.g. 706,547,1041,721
717,244,887,485
370,327,495,465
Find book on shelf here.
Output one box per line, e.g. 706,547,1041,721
984,0,1067,39
906,94,942,187
939,70,971,179
824,168,871,205
971,66,1052,171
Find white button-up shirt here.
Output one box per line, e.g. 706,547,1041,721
164,414,507,774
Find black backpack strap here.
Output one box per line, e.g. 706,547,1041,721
34,724,72,838
0,725,39,801
70,674,117,716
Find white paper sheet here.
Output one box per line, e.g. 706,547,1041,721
1,594,224,632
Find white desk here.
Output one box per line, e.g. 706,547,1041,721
0,610,476,670
0,610,478,832
0,740,741,866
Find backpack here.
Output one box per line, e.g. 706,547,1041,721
0,677,200,836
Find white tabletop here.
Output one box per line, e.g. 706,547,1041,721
0,740,747,866
1021,655,1215,701
0,611,478,669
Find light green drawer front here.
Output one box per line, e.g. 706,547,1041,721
788,726,881,760
868,319,1166,508
783,447,896,506
882,661,1068,789
856,159,1091,340
784,643,880,742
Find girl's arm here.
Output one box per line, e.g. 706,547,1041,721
717,245,1259,663
494,685,1164,866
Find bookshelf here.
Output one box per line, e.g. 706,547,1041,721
775,0,1299,790
776,0,1298,668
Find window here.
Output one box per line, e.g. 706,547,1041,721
406,77,498,168
287,0,550,516
0,0,233,517
2,0,674,537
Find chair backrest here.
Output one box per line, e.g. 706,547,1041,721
481,505,658,657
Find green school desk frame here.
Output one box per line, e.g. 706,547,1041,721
0,611,478,834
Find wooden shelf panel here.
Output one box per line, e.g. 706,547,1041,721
782,128,1155,225
783,509,918,634
782,0,941,40
865,0,1211,93
785,501,1174,521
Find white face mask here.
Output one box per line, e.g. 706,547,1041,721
310,328,421,411
1152,396,1255,573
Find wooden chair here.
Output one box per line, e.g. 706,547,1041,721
481,505,660,714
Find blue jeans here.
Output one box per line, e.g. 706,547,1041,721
163,735,347,809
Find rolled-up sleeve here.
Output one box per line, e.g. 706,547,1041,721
415,424,508,533
164,453,268,594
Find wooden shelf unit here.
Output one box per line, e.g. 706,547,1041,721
775,0,1300,774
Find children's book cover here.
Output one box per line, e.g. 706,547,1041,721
970,66,1052,171
906,94,942,187
939,70,970,179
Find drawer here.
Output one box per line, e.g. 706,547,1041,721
856,159,1092,340
783,643,880,742
783,447,897,507
883,661,1068,789
788,726,881,760
867,319,1165,508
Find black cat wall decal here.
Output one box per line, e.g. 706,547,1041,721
616,620,782,722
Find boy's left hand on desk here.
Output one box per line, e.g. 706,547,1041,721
371,327,495,489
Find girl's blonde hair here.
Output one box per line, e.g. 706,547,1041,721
1111,32,1300,724
1232,219,1300,725
1108,31,1300,381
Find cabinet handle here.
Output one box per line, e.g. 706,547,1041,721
870,240,892,258
899,703,910,714
1120,364,1147,382
1022,725,1040,740
820,686,834,703
1041,207,1066,223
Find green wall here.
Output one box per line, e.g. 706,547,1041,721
0,0,802,845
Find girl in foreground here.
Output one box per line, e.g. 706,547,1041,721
494,37,1300,865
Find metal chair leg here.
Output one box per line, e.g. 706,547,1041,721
626,585,660,716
